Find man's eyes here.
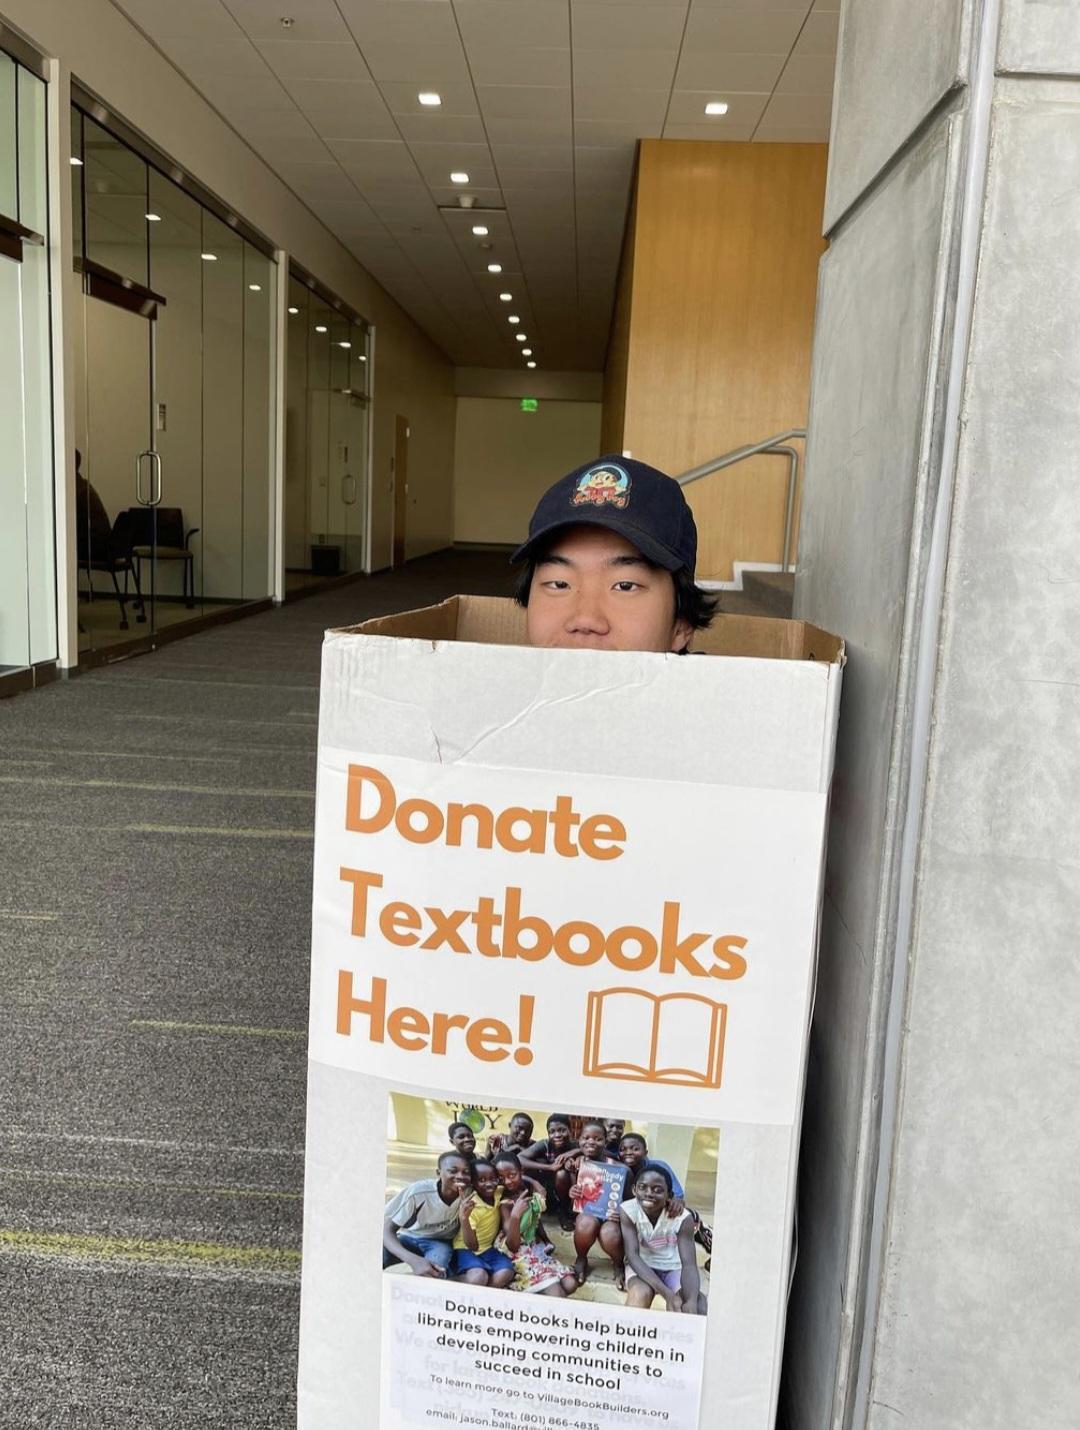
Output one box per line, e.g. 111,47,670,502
612,580,645,592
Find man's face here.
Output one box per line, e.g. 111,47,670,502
525,526,692,653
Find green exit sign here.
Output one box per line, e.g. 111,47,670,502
520,397,538,412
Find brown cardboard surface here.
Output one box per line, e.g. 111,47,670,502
334,594,844,665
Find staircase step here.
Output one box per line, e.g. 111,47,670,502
717,571,794,619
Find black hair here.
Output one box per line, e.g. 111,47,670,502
493,1150,522,1170
620,1132,648,1150
580,1118,607,1136
448,1121,475,1140
546,1113,572,1131
637,1161,673,1195
512,546,718,643
509,1112,533,1125
472,1158,497,1177
437,1150,471,1173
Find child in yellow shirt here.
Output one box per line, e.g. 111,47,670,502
451,1160,515,1288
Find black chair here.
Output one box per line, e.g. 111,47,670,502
123,507,200,609
75,476,145,630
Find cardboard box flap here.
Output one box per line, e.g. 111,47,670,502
334,594,844,664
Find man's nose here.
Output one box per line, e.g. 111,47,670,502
565,591,609,634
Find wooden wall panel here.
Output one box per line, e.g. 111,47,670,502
604,140,827,582
599,179,637,456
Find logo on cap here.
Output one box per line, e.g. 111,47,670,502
571,463,631,509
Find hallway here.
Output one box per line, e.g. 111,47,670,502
0,549,510,1428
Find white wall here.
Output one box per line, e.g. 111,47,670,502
2,0,458,581
453,396,602,546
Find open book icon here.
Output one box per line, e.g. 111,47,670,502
582,987,727,1088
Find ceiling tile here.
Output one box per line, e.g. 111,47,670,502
115,0,243,41
573,48,679,89
161,36,269,77
328,139,419,178
246,134,332,164
468,47,571,87
477,85,572,121
572,87,669,123
223,0,353,41
571,3,689,51
395,113,488,144
660,121,756,140
674,50,787,91
684,8,807,52
254,41,370,81
491,143,572,170
485,115,572,145
455,0,571,51
794,11,840,54
573,118,655,146
665,89,770,126
377,80,480,117
428,183,505,207
758,91,833,126
754,122,830,142
303,106,402,142
189,71,292,108
215,104,315,139
775,53,836,95
339,0,464,48
274,160,354,200
359,42,470,84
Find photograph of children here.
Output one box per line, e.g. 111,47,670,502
382,1094,718,1314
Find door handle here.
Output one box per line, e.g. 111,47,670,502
135,451,150,505
342,473,358,505
148,450,162,507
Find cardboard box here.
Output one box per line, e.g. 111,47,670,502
299,596,843,1430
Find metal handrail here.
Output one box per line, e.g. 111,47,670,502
676,428,807,573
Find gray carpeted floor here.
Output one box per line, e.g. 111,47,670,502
0,549,513,1429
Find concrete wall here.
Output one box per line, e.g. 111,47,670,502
453,395,601,545
2,0,458,583
785,1,1080,1427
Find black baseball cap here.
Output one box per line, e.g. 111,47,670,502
510,455,698,574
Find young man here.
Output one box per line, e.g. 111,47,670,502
512,456,717,652
382,1151,473,1278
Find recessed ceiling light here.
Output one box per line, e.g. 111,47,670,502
288,306,299,314
338,340,351,348
201,252,217,261
450,171,470,184
499,292,512,301
418,92,442,107
515,333,527,342
508,315,520,324
70,156,83,167
249,283,262,291
358,354,367,361
704,101,729,116
522,348,532,356
471,225,489,236
526,361,536,368
487,263,502,273
315,324,328,333
145,212,161,222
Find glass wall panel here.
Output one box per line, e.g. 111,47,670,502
243,245,273,600
70,105,277,654
0,54,56,678
82,115,148,286
0,53,16,219
283,278,370,592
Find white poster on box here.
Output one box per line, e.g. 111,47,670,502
300,742,829,1430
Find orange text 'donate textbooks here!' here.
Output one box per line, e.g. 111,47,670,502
308,751,828,1126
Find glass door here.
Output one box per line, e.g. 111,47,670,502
0,49,56,683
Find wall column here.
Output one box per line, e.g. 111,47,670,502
785,1,1080,1426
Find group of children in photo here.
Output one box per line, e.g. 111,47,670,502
382,1111,709,1315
